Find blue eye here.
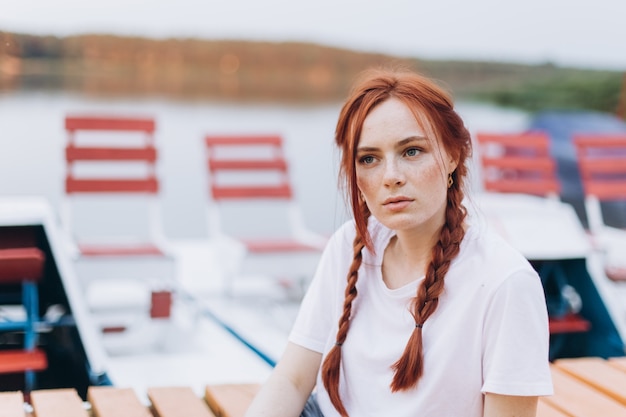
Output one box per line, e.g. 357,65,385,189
359,155,375,164
405,148,420,157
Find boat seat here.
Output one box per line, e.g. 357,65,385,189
531,258,590,347
475,134,591,347
62,115,175,345
574,134,626,282
204,134,327,295
0,247,48,392
475,132,560,198
63,115,169,259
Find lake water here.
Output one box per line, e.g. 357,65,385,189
0,91,530,239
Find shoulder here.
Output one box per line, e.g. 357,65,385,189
458,220,539,288
329,217,393,251
328,219,357,250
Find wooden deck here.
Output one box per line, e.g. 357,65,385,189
1,358,625,417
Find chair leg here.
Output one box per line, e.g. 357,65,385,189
23,280,41,392
23,281,39,350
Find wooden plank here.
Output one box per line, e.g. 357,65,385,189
0,392,26,417
148,387,215,417
88,387,152,417
555,357,626,406
204,384,260,417
537,398,570,417
542,367,626,416
30,389,89,417
609,357,626,373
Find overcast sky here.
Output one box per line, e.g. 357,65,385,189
1,0,625,71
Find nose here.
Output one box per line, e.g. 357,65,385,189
383,159,405,187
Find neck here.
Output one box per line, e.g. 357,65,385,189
382,221,443,289
396,223,441,265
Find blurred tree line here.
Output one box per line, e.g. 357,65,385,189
0,31,624,115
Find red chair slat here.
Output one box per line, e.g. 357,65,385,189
66,145,157,162
475,132,552,150
241,239,326,253
549,313,591,334
574,134,626,148
65,178,159,194
205,135,282,146
481,156,556,173
0,349,47,373
0,248,45,283
65,116,155,133
207,158,287,171
583,182,626,200
484,179,561,195
211,184,292,200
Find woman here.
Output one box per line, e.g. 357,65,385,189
244,68,553,417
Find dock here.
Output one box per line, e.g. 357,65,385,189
2,358,626,417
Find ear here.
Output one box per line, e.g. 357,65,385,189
448,157,459,174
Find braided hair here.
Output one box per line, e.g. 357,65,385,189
321,68,472,417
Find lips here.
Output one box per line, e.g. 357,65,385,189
383,196,413,205
382,196,413,211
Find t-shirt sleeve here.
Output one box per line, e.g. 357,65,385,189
288,222,353,353
481,268,554,396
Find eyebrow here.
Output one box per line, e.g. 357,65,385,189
356,136,428,153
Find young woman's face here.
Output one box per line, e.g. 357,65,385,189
356,97,457,233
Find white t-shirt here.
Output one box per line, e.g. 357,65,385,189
289,217,553,417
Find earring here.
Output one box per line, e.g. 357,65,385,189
447,173,454,188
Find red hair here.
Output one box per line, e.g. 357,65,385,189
321,68,472,417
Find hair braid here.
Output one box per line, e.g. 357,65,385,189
390,177,467,391
321,212,369,417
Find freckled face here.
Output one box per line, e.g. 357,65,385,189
356,98,456,233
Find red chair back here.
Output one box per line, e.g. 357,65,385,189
65,116,158,195
573,134,626,201
205,135,292,200
476,132,560,196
